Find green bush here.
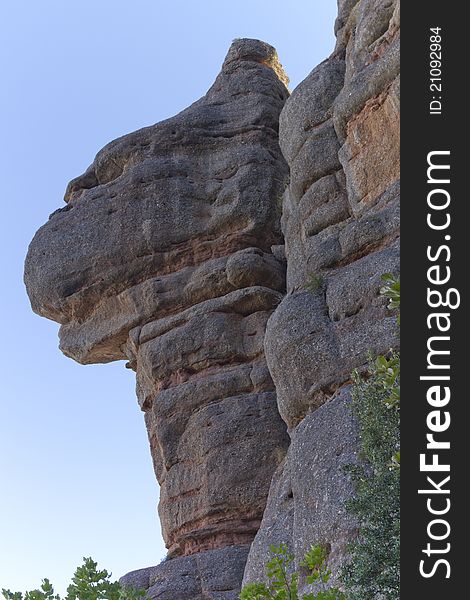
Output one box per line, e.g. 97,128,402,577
240,543,344,600
341,274,400,599
2,557,144,600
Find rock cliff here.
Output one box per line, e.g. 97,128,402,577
244,0,400,593
24,1,399,597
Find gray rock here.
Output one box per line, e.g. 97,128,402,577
148,389,288,556
326,241,400,322
265,0,400,431
300,171,350,238
265,291,344,429
265,242,399,430
245,3,400,588
289,123,342,204
243,389,360,594
345,0,399,77
338,194,400,258
121,546,250,599
279,57,345,164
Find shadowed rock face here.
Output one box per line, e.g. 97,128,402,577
269,0,400,431
243,0,400,594
120,547,250,599
25,38,290,598
243,389,360,591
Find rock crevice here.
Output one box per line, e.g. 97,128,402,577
243,1,399,594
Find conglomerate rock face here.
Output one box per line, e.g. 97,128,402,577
243,0,400,593
25,39,290,598
243,389,360,589
25,0,400,594
120,547,250,600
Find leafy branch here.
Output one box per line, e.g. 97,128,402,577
2,558,145,600
240,544,344,600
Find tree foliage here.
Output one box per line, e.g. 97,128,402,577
341,274,400,599
240,544,344,600
2,558,144,600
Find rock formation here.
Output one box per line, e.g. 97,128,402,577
243,0,400,594
25,0,400,596
25,39,290,598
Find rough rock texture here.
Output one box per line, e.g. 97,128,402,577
25,1,400,595
25,39,290,597
243,0,400,591
243,389,359,592
120,547,249,600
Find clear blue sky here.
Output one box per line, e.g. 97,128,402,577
0,0,336,594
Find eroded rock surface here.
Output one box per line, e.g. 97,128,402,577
25,39,290,597
120,547,249,600
25,1,400,594
243,389,359,594
243,0,400,589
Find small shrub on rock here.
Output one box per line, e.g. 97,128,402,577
240,543,344,600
